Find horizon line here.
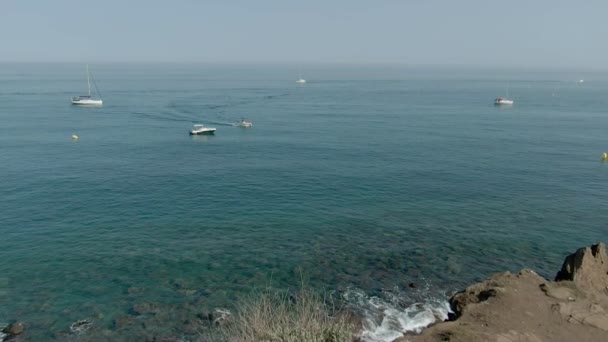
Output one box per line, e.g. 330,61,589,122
0,61,606,72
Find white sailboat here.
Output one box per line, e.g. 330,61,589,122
494,97,513,105
72,65,103,106
296,67,306,84
494,82,513,105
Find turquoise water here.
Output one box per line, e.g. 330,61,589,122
1,64,607,340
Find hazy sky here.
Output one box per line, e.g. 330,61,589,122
1,0,606,68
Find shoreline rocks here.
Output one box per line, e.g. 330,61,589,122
409,242,608,342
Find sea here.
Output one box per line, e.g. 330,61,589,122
1,63,607,341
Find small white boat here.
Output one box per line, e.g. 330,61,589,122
71,96,103,106
296,67,306,84
236,119,253,127
578,79,585,83
494,97,514,105
495,81,513,105
72,65,103,106
189,124,216,135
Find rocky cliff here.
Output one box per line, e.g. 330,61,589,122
407,243,608,342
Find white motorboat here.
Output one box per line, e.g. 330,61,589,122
494,97,514,105
236,119,253,127
72,65,103,106
189,124,216,135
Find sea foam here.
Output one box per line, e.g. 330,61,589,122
342,287,451,342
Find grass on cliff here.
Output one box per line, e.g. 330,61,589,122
208,287,359,342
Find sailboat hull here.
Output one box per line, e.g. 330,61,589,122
494,98,513,105
71,98,103,106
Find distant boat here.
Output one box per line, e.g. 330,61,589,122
296,67,306,84
71,65,103,106
494,98,514,105
578,79,585,83
495,82,513,105
236,119,253,127
189,124,216,135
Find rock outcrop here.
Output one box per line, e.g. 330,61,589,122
410,242,608,342
555,243,608,294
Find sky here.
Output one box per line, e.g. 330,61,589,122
1,0,607,68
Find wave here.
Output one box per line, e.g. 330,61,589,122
342,286,451,342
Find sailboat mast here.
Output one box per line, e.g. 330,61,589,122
86,64,91,97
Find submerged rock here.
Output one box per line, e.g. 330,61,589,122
53,332,71,340
132,302,161,315
70,319,93,334
177,288,198,296
113,315,136,329
127,287,145,295
171,278,191,290
2,322,25,336
197,311,214,321
181,319,199,334
147,335,178,342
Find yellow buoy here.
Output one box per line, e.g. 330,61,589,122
602,152,608,161
72,134,79,141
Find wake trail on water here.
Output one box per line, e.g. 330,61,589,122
163,92,290,125
127,90,289,128
132,111,194,123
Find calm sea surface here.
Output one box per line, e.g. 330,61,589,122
1,64,607,340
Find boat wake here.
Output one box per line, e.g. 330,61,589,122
342,286,451,342
165,91,288,126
